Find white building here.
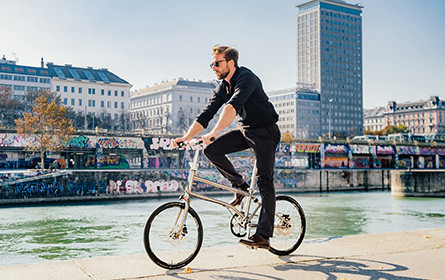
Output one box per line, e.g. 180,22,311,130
130,78,236,135
269,84,321,139
0,56,52,99
46,63,131,120
363,107,385,132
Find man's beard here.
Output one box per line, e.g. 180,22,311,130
216,68,229,80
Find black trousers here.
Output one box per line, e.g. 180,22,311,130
203,124,281,238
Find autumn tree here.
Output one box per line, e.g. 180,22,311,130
365,124,408,136
282,131,295,145
15,95,75,169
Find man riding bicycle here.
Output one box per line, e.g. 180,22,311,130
173,45,280,249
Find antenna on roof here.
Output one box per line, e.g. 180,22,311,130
12,52,19,64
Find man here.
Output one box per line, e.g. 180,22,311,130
173,45,280,249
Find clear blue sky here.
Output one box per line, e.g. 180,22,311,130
2,0,444,108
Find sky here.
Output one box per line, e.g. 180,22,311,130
2,0,444,109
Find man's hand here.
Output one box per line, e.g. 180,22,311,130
172,137,188,148
202,132,217,145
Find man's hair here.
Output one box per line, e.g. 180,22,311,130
212,45,239,66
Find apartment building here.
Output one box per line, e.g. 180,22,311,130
130,78,236,135
0,56,51,99
47,63,131,120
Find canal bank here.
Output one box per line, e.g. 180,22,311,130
1,168,391,206
1,227,444,280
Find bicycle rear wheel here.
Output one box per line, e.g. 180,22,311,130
144,201,203,269
269,195,306,255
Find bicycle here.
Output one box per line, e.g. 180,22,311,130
143,139,306,269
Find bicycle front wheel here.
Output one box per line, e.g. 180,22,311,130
269,195,306,255
144,201,203,269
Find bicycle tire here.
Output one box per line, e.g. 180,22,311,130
144,201,203,269
269,195,306,256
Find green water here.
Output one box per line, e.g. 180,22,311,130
0,191,444,266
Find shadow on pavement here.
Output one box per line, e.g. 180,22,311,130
274,254,422,280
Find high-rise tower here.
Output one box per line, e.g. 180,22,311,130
296,0,363,137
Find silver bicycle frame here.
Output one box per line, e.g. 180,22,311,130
179,145,262,232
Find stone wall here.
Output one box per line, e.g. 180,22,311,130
391,170,445,197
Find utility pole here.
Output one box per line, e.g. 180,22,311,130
329,99,333,140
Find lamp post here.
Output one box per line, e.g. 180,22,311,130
329,99,333,140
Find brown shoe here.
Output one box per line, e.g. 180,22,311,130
230,182,249,207
239,234,270,249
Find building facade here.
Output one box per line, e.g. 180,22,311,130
269,84,321,139
46,63,131,121
0,56,52,99
385,97,445,134
363,107,385,132
130,78,236,135
296,0,364,137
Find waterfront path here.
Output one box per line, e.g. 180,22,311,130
1,228,444,280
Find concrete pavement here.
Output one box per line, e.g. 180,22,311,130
1,227,444,280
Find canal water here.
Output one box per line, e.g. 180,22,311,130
0,191,444,266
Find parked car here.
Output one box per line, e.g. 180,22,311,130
27,157,59,169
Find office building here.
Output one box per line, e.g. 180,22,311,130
269,84,321,139
296,0,364,137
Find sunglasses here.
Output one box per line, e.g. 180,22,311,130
209,60,227,69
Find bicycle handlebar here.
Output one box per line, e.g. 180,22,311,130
175,137,215,150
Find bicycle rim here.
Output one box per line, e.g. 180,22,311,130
269,195,306,255
144,202,203,269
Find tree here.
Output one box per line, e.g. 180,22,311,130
15,95,75,169
282,131,295,145
365,125,407,136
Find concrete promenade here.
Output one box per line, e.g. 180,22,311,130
1,228,444,280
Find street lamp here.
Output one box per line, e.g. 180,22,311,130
329,99,333,140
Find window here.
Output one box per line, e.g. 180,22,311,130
114,101,118,108
78,87,82,94
92,88,95,95
121,102,124,109
101,89,104,95
64,86,68,92
71,99,75,106
71,87,75,93
56,85,60,92
92,100,95,107
115,90,118,97
64,98,67,105
107,101,111,108
88,88,92,94
121,91,124,97
179,95,182,101
101,100,104,107
108,90,111,96
79,99,82,106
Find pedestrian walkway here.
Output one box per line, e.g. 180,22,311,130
1,228,444,280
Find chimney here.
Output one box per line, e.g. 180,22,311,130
41,57,44,68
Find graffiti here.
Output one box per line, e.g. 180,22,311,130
350,145,372,154
84,155,129,169
396,146,419,155
97,138,119,149
0,154,7,159
118,139,137,149
65,135,92,148
377,145,395,155
324,144,347,154
107,179,180,194
144,137,174,151
295,143,320,153
0,134,38,147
